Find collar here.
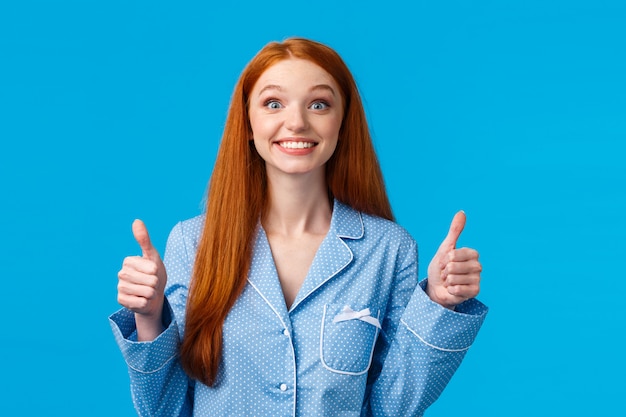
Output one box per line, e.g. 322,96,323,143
246,199,364,321
330,199,364,240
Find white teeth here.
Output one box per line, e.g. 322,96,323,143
279,141,315,149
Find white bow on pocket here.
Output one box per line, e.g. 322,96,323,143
332,305,381,329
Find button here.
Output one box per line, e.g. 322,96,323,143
280,383,288,391
282,329,290,336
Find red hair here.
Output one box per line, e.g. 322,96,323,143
181,38,393,386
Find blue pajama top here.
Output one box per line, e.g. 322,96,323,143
110,200,488,416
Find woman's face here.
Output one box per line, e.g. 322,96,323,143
248,58,344,179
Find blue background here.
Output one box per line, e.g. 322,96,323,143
1,0,624,415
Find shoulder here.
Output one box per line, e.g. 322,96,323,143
359,212,418,267
177,214,205,236
165,214,205,256
334,200,416,252
360,212,415,245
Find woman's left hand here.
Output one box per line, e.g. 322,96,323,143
426,211,482,309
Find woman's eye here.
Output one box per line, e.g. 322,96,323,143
265,100,282,109
310,101,329,110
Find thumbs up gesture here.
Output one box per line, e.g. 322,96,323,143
117,220,167,338
426,211,482,309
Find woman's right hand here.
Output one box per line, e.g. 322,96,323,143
117,219,168,341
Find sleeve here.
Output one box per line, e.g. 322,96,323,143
365,241,488,416
109,221,195,417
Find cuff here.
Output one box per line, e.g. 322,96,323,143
400,279,488,351
108,299,181,373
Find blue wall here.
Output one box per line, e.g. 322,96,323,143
1,1,624,415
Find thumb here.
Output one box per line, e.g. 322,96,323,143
437,210,466,254
132,219,158,260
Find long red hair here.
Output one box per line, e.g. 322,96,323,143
181,38,393,386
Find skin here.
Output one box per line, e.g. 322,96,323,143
117,58,482,341
426,211,482,310
248,58,343,181
117,219,166,341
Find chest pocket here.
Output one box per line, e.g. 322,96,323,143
320,304,381,375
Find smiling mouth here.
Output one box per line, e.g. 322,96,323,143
277,141,317,149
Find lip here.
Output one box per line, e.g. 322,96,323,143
274,138,319,155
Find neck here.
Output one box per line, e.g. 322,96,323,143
262,170,332,237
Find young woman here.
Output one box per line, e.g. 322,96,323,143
111,37,487,416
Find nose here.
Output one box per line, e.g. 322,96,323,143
284,105,309,132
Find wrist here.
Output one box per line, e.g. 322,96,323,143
425,279,457,311
135,305,165,341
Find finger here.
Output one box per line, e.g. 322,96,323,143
132,219,157,260
118,268,159,288
444,273,481,287
122,256,159,276
443,259,482,275
117,293,150,312
437,211,467,256
446,284,480,299
447,247,479,263
118,280,158,300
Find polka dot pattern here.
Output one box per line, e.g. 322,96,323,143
109,200,488,416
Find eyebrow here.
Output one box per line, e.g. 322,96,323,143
310,84,337,96
257,84,337,97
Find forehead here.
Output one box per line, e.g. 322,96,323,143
253,58,338,90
